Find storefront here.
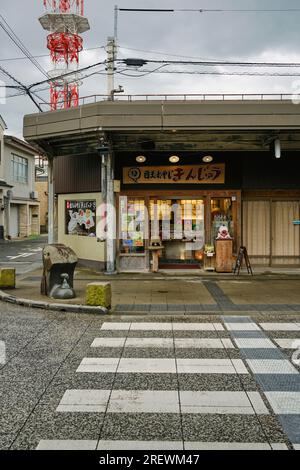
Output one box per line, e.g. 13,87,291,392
114,149,300,272
23,97,300,272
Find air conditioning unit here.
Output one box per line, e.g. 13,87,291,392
30,191,38,200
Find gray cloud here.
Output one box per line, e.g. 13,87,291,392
1,0,300,136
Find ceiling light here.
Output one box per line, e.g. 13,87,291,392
169,155,180,163
274,139,281,159
136,155,146,163
202,155,213,163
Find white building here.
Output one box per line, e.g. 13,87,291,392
0,116,40,239
0,115,11,240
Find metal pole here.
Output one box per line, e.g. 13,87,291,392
114,4,118,41
48,157,55,244
105,153,116,274
101,152,116,274
106,37,116,100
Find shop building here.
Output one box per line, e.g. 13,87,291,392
23,96,300,271
1,134,40,239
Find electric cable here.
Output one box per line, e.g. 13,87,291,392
0,14,49,78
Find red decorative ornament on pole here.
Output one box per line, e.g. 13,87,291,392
40,0,89,110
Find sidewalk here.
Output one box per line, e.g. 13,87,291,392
1,266,300,314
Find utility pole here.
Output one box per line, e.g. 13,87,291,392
106,5,119,100
106,36,116,99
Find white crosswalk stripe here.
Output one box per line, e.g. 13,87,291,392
56,389,268,415
36,440,289,451
91,337,235,349
100,322,224,331
76,358,248,374
259,323,300,331
274,339,300,349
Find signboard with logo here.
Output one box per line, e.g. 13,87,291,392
123,164,225,185
65,200,96,237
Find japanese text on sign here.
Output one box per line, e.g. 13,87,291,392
123,164,225,184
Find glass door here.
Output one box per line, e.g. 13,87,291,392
150,198,205,268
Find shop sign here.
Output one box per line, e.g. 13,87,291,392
65,200,96,237
123,164,225,184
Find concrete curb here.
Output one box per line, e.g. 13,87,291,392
0,290,109,315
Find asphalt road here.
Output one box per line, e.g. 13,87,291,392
0,235,48,275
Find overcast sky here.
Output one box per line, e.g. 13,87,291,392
1,0,300,137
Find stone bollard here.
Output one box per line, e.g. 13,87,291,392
0,268,16,289
86,282,111,309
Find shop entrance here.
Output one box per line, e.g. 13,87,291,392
117,191,240,273
149,198,205,269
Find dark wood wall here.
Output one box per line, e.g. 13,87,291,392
53,151,300,194
54,154,101,194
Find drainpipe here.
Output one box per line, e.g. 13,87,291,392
48,157,55,244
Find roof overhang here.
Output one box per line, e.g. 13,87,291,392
23,99,300,157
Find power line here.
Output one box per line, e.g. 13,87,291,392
28,60,107,90
0,45,106,63
120,58,300,68
119,8,300,13
119,45,221,62
117,66,300,78
0,64,43,111
0,14,48,78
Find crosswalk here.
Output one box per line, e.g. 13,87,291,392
36,318,300,451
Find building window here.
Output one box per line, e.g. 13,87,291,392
11,154,28,183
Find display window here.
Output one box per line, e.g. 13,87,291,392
119,197,146,254
117,192,240,271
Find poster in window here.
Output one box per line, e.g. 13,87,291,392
65,200,96,237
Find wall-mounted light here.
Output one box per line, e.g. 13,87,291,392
169,155,180,163
274,138,281,159
202,155,213,163
136,155,146,163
